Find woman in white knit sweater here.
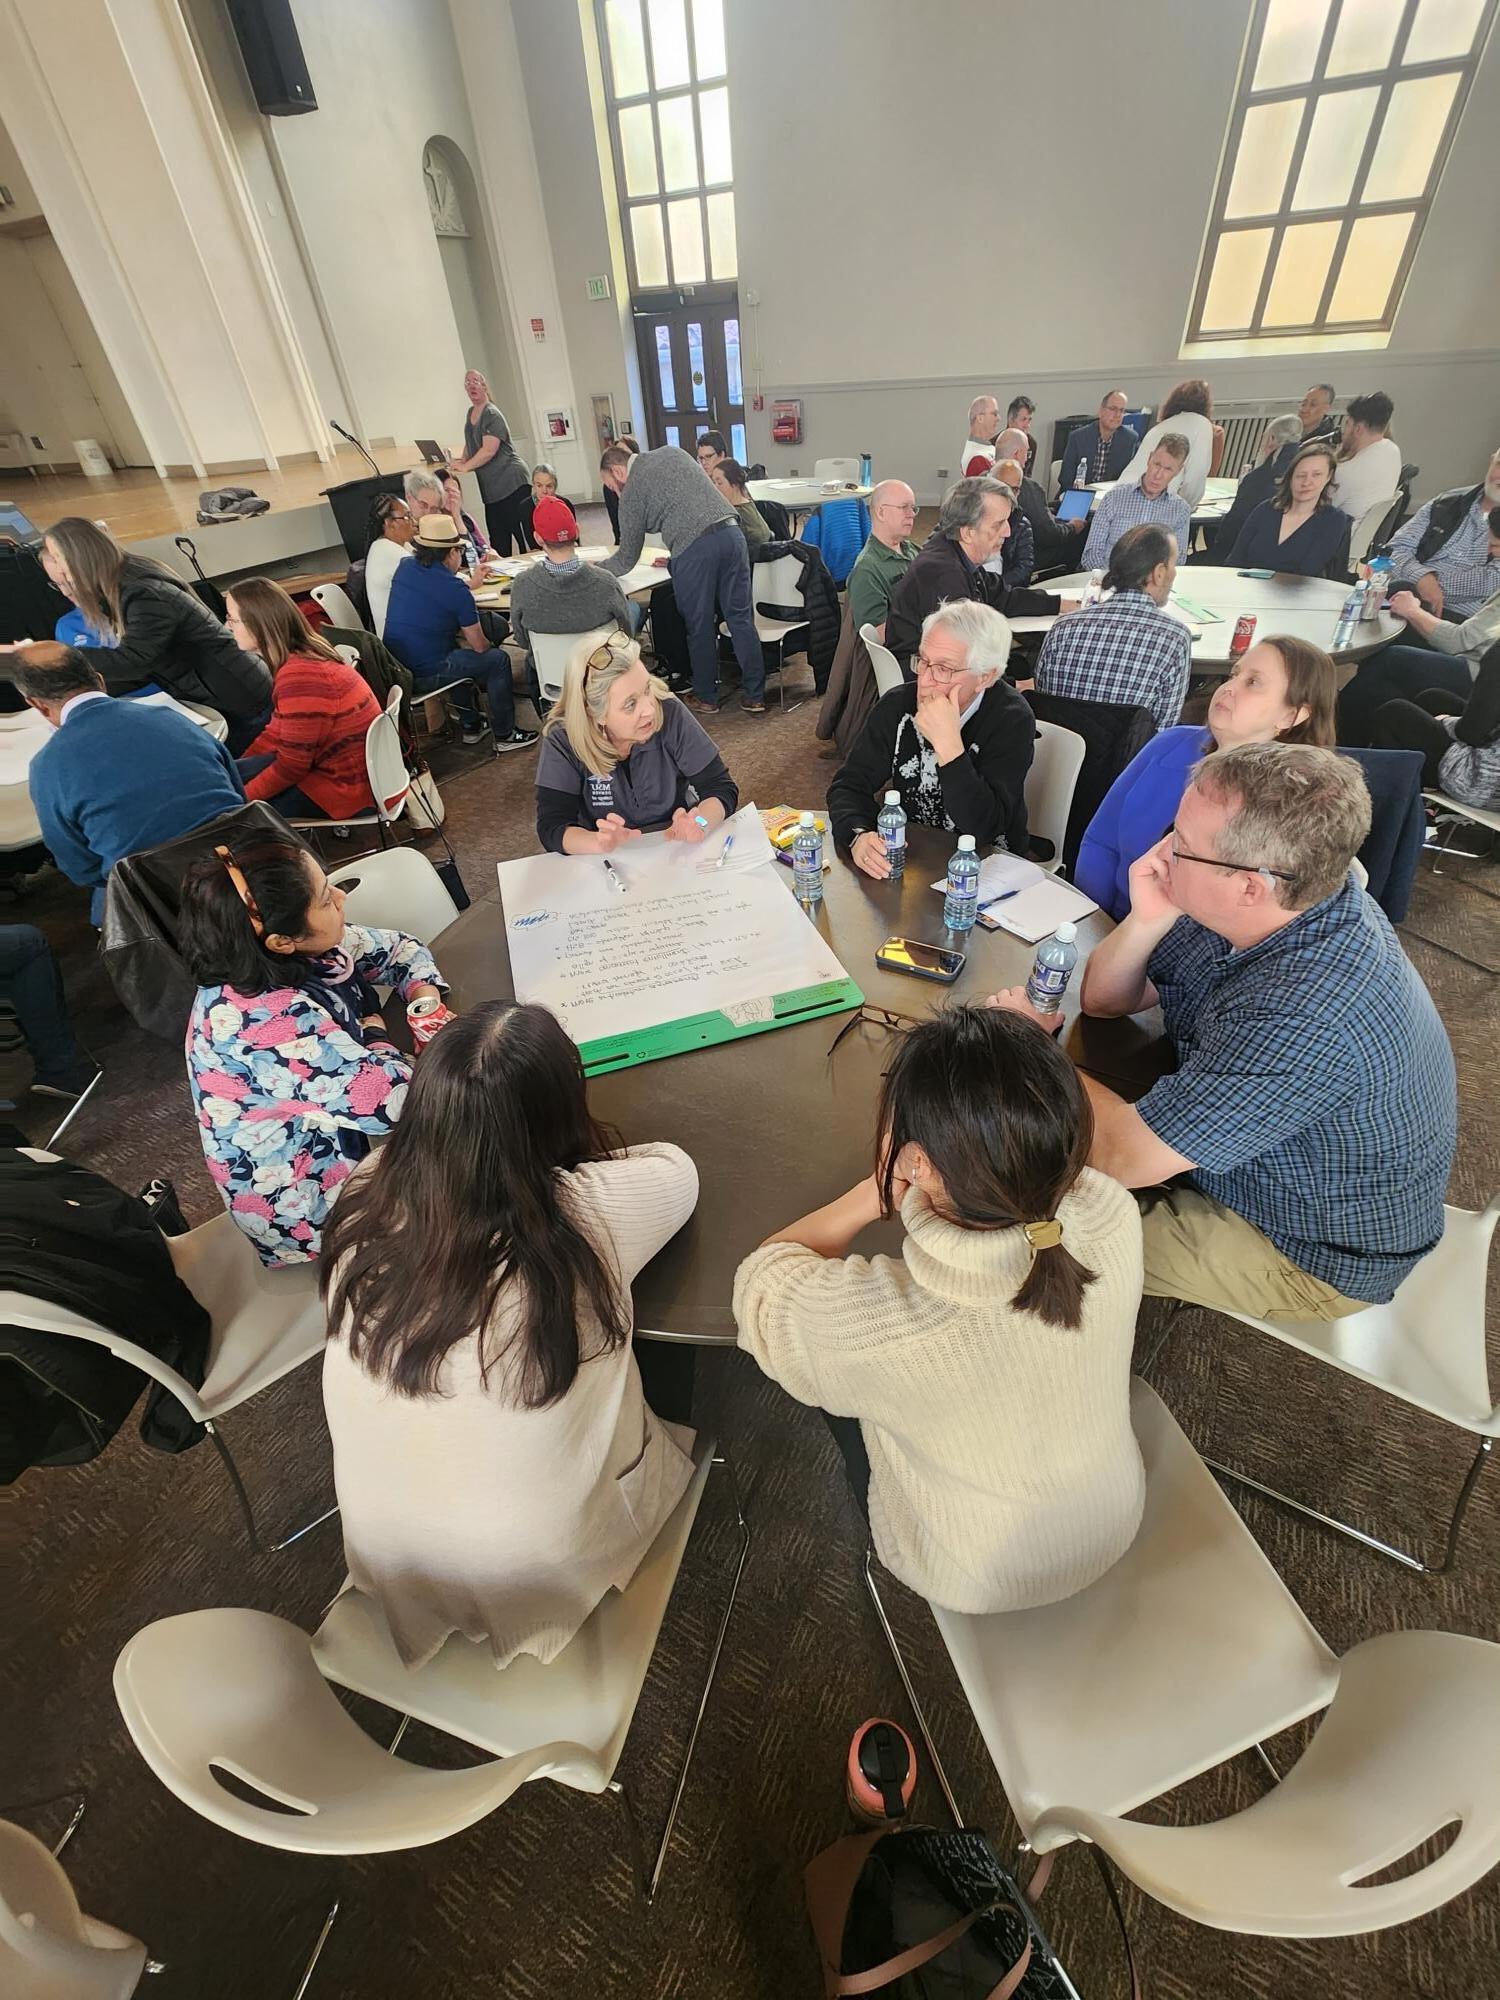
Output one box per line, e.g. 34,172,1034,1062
320,999,699,1670
734,1005,1145,1614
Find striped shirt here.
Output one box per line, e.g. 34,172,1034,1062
1390,490,1500,618
1035,589,1192,733
1081,482,1193,572
1139,878,1456,1302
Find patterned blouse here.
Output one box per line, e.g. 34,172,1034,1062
185,925,444,1268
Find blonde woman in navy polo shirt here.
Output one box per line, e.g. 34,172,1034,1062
534,634,737,854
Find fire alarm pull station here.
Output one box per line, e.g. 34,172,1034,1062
771,398,803,445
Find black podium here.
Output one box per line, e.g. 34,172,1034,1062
321,473,406,563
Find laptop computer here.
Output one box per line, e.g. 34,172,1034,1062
0,501,43,548
415,440,448,465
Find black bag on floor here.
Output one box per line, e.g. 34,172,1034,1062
807,1826,1073,1998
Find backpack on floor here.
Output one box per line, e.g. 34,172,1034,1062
806,1825,1072,1999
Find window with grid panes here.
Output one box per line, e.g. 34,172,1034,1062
597,0,737,292
1188,0,1496,343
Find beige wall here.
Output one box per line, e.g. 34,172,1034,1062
510,0,637,465
265,0,528,460
725,0,1500,501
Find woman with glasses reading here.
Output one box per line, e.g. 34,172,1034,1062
734,1004,1145,1614
827,600,1035,877
535,633,739,854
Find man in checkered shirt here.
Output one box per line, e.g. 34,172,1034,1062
1034,522,1191,733
1081,433,1194,572
999,743,1457,1321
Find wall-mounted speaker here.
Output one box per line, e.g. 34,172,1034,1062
225,0,318,117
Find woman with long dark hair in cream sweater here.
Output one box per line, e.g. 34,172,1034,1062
734,1006,1145,1614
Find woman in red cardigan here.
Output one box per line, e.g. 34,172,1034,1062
227,578,381,820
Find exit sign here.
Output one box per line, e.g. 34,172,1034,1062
586,274,611,300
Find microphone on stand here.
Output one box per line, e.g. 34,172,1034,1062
329,419,382,481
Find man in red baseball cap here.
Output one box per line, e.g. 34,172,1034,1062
508,496,638,693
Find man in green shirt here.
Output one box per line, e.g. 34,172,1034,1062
847,480,919,641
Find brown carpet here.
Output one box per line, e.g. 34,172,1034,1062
6,553,1500,1997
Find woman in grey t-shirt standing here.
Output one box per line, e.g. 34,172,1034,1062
450,368,532,554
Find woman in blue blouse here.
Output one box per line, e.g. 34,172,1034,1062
1075,635,1337,919
1226,441,1350,580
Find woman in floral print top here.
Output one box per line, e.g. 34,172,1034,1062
179,828,449,1267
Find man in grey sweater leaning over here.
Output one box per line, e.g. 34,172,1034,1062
599,443,767,714
509,497,635,698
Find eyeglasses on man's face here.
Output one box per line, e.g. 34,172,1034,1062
1167,826,1293,882
913,654,969,686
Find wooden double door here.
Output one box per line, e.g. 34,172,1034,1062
633,294,747,462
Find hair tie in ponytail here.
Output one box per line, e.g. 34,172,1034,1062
1023,1217,1063,1254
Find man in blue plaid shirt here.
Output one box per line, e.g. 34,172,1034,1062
1035,523,1192,733
995,743,1456,1318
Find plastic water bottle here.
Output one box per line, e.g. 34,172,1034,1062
1363,554,1392,620
943,834,980,934
1025,922,1080,1017
1080,568,1105,609
793,811,824,907
859,451,873,487
1074,458,1088,488
1333,581,1363,649
877,791,907,881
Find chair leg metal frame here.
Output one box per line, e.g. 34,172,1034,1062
44,1066,104,1150
861,1545,965,1830
1203,1433,1493,1578
1,1787,88,1857
623,1449,752,1905
202,1417,340,1557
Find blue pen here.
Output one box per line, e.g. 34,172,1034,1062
977,888,1021,912
714,833,735,870
601,858,626,895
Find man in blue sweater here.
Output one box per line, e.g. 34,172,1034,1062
15,644,245,924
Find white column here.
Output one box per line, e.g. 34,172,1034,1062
0,0,332,476
447,0,591,497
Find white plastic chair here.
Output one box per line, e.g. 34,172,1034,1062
114,1441,748,1987
1048,457,1063,503
289,684,410,852
859,624,905,697
310,1436,747,1903
310,581,365,632
1347,493,1399,568
0,1818,155,1998
1029,1628,1500,1937
329,846,460,945
1424,788,1500,866
1022,719,1086,875
869,1383,1500,1939
814,457,860,483
530,621,615,707
729,551,811,712
0,1210,327,1555
1163,1192,1500,1574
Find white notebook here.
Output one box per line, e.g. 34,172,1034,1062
979,875,1098,943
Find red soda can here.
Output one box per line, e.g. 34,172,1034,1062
407,993,454,1047
1229,613,1256,660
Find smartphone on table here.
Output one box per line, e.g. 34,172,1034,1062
875,936,966,984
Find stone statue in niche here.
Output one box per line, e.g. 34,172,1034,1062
423,144,468,237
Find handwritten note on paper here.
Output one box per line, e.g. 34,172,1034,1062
498,818,856,1059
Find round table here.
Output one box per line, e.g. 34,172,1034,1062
1041,567,1401,676
433,828,1154,1344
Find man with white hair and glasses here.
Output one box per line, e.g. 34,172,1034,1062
827,599,1036,874
995,743,1456,1320
958,394,1001,478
